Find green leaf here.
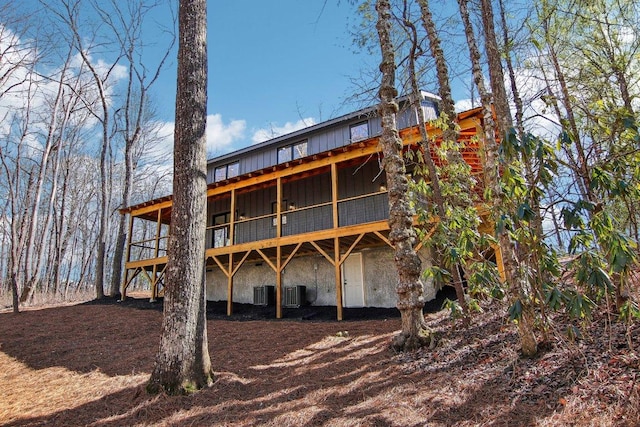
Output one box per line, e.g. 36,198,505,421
508,299,523,321
517,202,535,221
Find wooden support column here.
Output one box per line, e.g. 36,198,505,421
276,177,282,238
226,189,237,315
150,208,163,302
334,237,343,321
276,177,283,318
229,189,236,245
121,213,135,300
493,243,506,283
276,245,283,319
331,163,343,320
227,253,234,315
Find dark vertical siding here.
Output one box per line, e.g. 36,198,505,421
338,159,384,199
206,104,423,185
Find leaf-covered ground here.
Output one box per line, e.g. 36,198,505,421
0,297,638,426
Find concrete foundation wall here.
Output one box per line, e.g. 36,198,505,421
205,247,437,308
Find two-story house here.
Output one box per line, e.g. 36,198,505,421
119,92,496,320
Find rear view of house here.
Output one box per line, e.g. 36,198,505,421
119,92,495,319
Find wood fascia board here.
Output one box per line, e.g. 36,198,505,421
125,256,168,269
128,200,173,217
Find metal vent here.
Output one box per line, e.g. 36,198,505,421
283,286,306,308
253,286,274,306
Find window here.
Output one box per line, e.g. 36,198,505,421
214,162,239,182
350,121,369,142
421,100,438,121
293,141,307,159
212,212,231,248
278,141,307,163
227,162,239,178
277,146,292,163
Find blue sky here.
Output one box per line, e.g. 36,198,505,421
11,1,475,158
148,1,377,157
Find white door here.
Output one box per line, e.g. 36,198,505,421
342,253,365,307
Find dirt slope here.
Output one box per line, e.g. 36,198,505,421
0,298,637,426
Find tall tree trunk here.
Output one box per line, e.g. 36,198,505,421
376,0,431,352
479,0,512,132
417,0,471,321
147,0,212,394
458,0,538,356
107,0,174,298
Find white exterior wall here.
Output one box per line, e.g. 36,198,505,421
205,246,437,308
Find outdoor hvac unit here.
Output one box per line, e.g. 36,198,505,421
253,286,275,306
283,285,306,308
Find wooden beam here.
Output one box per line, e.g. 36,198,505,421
339,233,365,266
310,241,335,266
276,245,282,319
125,256,168,270
255,248,278,272
334,236,343,321
211,255,231,278
204,220,391,257
229,188,236,246
231,250,252,276
374,230,392,248
276,177,282,238
331,163,339,229
281,242,303,271
227,253,234,316
128,199,173,217
121,268,142,298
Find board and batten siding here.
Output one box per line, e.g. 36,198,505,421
205,98,437,184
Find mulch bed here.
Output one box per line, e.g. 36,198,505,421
0,293,638,426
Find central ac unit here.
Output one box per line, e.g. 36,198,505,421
253,286,274,306
283,285,306,308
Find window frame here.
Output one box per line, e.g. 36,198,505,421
277,140,308,163
213,161,240,182
350,121,369,142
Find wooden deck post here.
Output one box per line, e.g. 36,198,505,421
334,237,343,321
226,189,237,315
121,213,134,300
226,253,234,316
331,163,343,320
150,208,163,302
276,177,283,318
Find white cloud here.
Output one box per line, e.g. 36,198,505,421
206,114,246,156
454,98,479,113
251,118,316,144
146,114,247,165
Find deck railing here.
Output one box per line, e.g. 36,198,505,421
200,190,389,250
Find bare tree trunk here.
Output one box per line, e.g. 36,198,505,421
106,0,175,298
479,0,512,132
416,0,471,322
458,0,538,356
57,0,121,300
148,0,212,394
376,0,431,352
22,50,79,303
